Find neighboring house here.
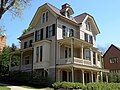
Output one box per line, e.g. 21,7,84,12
11,3,109,84
0,34,6,52
103,44,120,73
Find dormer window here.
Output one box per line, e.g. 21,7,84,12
41,11,49,23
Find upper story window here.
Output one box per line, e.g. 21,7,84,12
93,52,96,64
84,33,93,44
46,24,55,38
35,28,43,42
86,21,91,31
69,29,74,37
84,49,91,60
64,47,71,58
62,25,74,37
42,11,49,23
29,40,33,47
40,46,43,62
24,41,28,49
109,57,119,64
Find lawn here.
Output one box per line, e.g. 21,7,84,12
0,86,10,90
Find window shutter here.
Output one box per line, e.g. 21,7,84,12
40,28,43,40
46,26,48,38
35,31,37,41
52,24,55,36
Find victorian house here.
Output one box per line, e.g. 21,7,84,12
11,3,109,84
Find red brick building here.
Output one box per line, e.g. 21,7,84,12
103,44,120,73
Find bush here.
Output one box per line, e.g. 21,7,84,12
52,82,84,89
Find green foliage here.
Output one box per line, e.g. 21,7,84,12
52,82,85,89
9,71,52,87
0,45,20,75
108,73,120,83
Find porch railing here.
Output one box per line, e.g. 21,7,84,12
57,57,99,66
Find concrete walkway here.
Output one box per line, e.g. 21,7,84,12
0,83,54,90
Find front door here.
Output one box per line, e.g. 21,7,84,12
62,71,67,81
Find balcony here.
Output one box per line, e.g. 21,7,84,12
56,57,101,68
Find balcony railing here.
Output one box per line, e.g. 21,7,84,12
57,57,101,67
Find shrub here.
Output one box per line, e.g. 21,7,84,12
52,82,84,89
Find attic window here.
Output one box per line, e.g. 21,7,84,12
41,11,49,23
86,22,91,31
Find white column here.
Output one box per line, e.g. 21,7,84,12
72,67,74,82
81,44,84,59
71,39,74,63
58,69,60,81
67,71,69,82
90,48,93,66
100,71,103,82
91,71,93,83
82,70,85,85
96,72,99,82
106,73,108,82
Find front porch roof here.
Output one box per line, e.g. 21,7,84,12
56,64,109,73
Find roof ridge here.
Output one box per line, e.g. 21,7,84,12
46,3,60,11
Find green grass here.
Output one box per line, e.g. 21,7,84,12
0,86,10,90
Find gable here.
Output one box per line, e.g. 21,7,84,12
103,44,120,58
29,4,57,28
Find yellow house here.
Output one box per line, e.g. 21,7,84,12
11,3,109,84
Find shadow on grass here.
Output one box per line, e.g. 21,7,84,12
0,80,52,89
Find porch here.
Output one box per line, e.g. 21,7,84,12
56,65,109,84
57,37,102,68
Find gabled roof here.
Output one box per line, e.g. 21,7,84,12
74,13,88,24
103,44,120,57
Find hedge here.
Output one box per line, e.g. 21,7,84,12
52,82,120,90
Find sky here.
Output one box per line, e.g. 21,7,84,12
0,0,120,51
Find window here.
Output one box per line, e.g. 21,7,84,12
24,41,28,49
24,56,30,65
93,52,96,64
40,46,42,62
89,35,93,44
84,49,91,60
46,11,48,22
69,48,71,57
86,22,91,31
36,47,39,62
69,29,74,37
84,33,88,42
84,33,93,44
65,47,68,58
29,40,33,47
42,11,49,23
46,24,55,38
109,57,119,64
62,25,67,37
35,28,43,41
42,13,45,23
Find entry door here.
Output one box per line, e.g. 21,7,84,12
62,71,67,81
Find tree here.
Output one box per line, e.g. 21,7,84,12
0,44,20,75
0,0,31,19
